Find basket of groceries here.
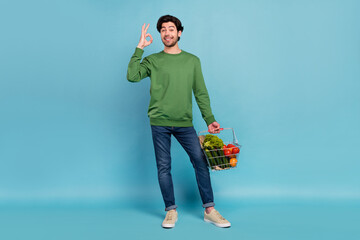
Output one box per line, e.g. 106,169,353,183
198,128,241,171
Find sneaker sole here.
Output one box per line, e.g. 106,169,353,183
204,218,231,228
162,218,178,228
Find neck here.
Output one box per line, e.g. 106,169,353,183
164,43,181,54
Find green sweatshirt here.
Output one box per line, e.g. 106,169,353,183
127,47,216,127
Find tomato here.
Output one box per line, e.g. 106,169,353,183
223,148,232,156
225,144,233,154
232,147,240,154
226,144,239,154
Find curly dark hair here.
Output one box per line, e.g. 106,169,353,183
157,15,184,41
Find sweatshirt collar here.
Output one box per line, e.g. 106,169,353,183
161,50,184,56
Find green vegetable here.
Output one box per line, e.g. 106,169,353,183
204,148,215,167
202,134,227,168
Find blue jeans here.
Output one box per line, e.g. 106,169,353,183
151,125,215,211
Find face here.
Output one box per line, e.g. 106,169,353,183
160,22,182,47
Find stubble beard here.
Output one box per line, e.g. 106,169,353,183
163,37,178,48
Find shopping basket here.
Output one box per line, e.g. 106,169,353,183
198,128,242,171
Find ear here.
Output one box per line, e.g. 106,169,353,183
178,30,182,37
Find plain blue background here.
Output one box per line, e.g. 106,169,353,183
1,0,359,213
1,1,360,239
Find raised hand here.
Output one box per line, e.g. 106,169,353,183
137,23,153,49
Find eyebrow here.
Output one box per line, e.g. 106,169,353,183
161,26,175,29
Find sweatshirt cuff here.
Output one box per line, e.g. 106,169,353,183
134,47,144,57
204,115,216,126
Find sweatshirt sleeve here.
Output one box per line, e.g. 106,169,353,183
127,47,151,82
193,58,216,126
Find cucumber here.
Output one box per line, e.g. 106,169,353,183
209,149,220,167
217,149,227,168
204,149,215,167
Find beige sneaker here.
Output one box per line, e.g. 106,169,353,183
204,209,231,228
162,209,178,228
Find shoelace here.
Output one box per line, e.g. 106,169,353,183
166,211,175,221
213,210,226,220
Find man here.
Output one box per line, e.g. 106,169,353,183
127,15,230,228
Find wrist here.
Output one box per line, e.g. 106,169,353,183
137,44,144,49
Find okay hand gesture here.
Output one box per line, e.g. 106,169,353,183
137,23,153,49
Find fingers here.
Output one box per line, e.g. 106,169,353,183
208,124,220,134
213,124,220,133
141,23,150,33
145,33,153,42
211,127,218,134
141,23,145,33
208,126,214,133
144,33,153,47
139,23,152,48
141,23,150,40
145,23,150,33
